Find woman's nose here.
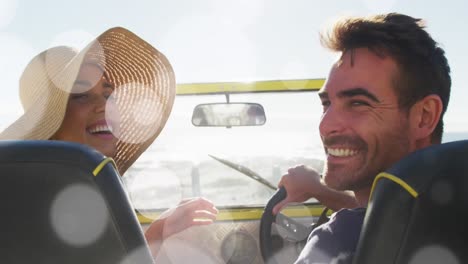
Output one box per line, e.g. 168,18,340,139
94,95,108,113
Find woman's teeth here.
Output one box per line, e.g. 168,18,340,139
88,125,113,134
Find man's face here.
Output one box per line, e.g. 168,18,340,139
319,48,415,193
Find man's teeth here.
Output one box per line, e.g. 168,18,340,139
89,125,113,134
328,148,358,157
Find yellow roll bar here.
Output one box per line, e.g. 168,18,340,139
176,78,325,95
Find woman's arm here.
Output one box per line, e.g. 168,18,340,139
144,197,218,259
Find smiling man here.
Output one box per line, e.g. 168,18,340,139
318,48,419,206
294,13,451,263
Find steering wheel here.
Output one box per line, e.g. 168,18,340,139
259,187,313,264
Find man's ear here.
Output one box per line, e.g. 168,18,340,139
409,94,443,140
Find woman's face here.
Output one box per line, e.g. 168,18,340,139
52,62,119,157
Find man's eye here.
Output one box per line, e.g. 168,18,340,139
350,100,369,107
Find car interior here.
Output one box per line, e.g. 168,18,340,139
2,139,467,263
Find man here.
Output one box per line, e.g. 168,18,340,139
279,13,451,263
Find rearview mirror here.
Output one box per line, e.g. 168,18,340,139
192,103,266,127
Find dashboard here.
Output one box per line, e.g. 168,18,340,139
142,205,321,264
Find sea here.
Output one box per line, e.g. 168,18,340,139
123,131,468,212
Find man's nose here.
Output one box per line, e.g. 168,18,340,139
319,105,346,137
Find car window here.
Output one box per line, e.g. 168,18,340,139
124,91,326,209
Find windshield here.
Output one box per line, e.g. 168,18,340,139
124,91,325,209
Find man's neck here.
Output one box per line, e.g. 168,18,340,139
354,188,371,207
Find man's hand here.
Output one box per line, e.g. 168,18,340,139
273,165,358,214
273,165,323,214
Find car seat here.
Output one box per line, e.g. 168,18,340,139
0,140,153,264
353,140,468,263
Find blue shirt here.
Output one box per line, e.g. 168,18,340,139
294,208,366,264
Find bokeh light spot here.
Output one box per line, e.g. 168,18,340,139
430,179,453,205
50,184,109,247
409,245,459,264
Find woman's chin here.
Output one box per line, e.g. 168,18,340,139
101,147,117,158
90,142,117,158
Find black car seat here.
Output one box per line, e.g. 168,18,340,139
0,140,153,264
353,140,468,264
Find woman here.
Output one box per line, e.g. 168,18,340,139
0,27,217,258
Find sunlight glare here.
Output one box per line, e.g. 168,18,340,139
279,60,315,87
110,83,164,144
49,29,95,50
361,0,399,13
209,0,266,27
159,15,258,83
46,37,106,95
0,33,35,130
156,236,218,264
125,166,182,211
0,0,18,29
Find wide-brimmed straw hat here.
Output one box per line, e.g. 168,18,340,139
0,27,176,174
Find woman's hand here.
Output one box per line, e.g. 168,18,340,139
160,197,218,239
145,197,218,244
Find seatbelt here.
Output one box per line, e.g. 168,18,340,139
311,207,330,231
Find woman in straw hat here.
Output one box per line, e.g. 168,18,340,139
0,27,218,258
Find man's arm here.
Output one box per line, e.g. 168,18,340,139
273,165,358,214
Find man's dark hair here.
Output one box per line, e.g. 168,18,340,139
320,13,451,143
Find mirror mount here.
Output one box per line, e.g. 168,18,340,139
225,94,232,128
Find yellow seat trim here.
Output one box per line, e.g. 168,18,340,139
370,172,419,200
92,157,117,177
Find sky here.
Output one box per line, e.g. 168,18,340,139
1,0,468,132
